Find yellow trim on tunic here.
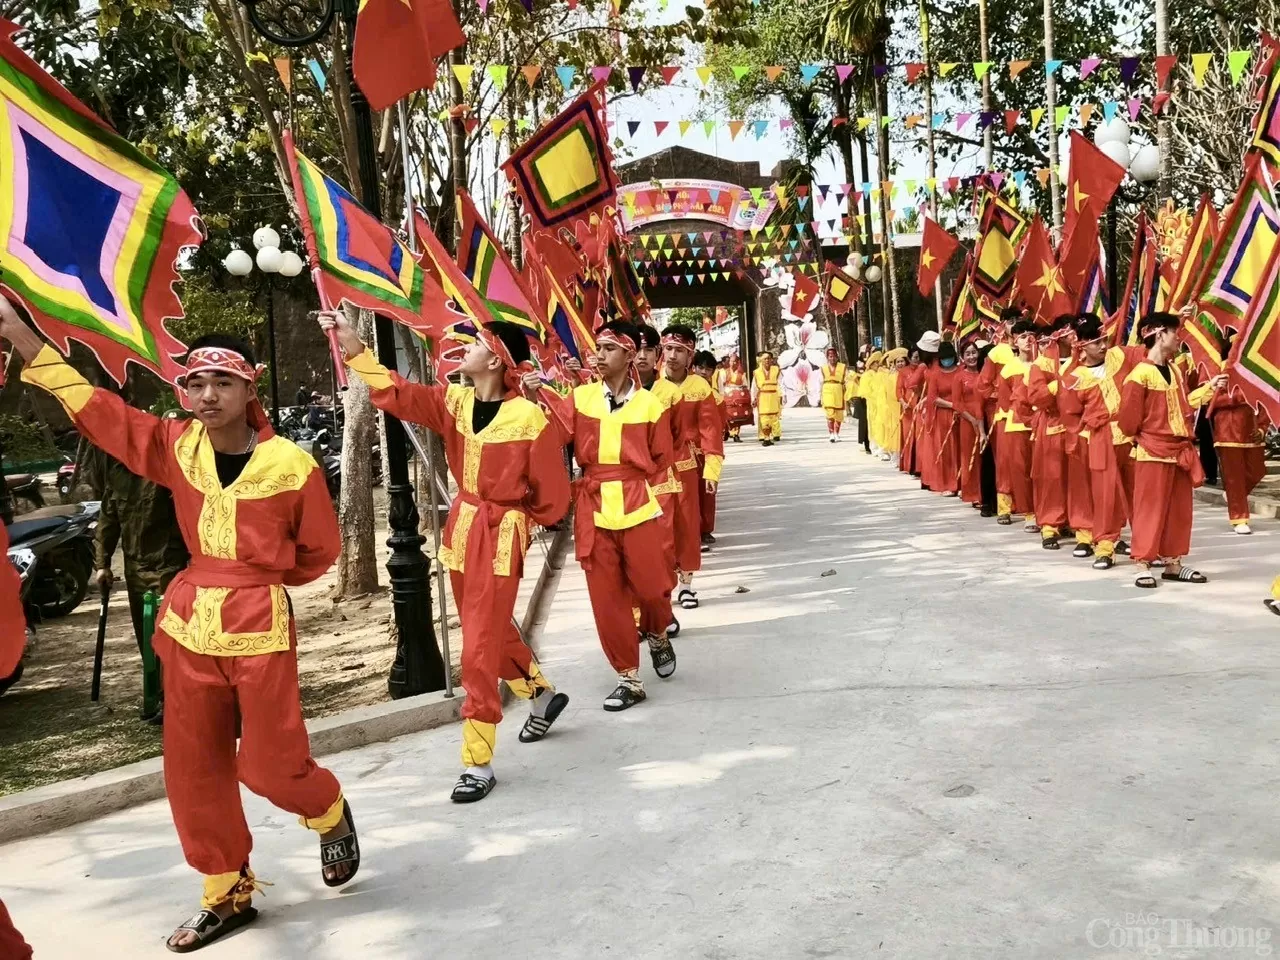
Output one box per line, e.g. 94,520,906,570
574,383,662,530
346,348,394,390
20,345,94,415
160,582,292,657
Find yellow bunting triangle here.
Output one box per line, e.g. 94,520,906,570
1192,52,1213,86
1030,107,1046,130
697,66,714,86
488,65,509,88
857,117,872,131
678,120,693,136
452,64,474,93
938,63,958,77
490,118,508,138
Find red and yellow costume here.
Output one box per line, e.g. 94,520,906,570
1212,398,1266,527
1117,359,1214,563
1060,347,1141,561
557,380,676,673
346,350,570,768
1027,351,1070,538
22,345,342,910
700,377,726,536
955,366,987,504
644,376,684,566
667,373,724,573
989,345,1034,520
753,361,782,442
821,361,849,435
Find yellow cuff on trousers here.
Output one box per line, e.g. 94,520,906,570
1095,540,1115,558
201,867,259,910
1040,525,1059,538
996,493,1013,516
462,719,497,767
298,792,346,833
1232,518,1253,527
1076,530,1094,545
506,659,553,700
1026,514,1037,524
1271,574,1280,601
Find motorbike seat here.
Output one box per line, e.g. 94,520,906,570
6,516,68,545
5,474,35,488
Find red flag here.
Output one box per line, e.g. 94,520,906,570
352,0,465,111
1056,210,1102,305
917,217,962,296
1063,130,1127,239
789,269,820,316
1016,215,1075,325
823,261,863,315
1108,210,1150,348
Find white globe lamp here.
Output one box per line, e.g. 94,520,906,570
223,248,253,277
252,226,281,250
1130,144,1161,184
1093,117,1131,147
865,263,883,283
1097,139,1132,171
279,251,305,278
255,245,284,274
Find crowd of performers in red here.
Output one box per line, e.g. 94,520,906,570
0,298,743,954
883,305,1266,592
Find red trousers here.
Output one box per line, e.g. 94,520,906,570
1032,432,1068,530
656,491,677,565
673,468,702,572
1067,442,1093,537
1218,445,1266,522
1117,442,1135,511
156,628,342,879
0,900,32,960
995,423,1033,515
931,415,960,493
582,520,675,673
958,419,982,504
451,568,541,727
700,480,717,535
1087,436,1129,549
1130,461,1194,563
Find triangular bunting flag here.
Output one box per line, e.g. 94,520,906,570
836,64,855,82
655,120,669,136
765,65,785,82
452,64,474,92
1031,107,1046,130
800,64,822,85
488,64,509,88
732,65,751,81
628,65,646,91
661,65,680,84
974,61,993,80
1009,59,1031,79
1079,57,1102,79
1192,52,1213,86
521,65,542,86
696,66,714,86
555,65,578,91
938,63,958,77
1045,59,1063,76
1229,50,1252,84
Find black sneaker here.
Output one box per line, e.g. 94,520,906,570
603,683,647,711
647,632,677,679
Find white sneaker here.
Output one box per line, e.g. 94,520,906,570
1235,523,1253,535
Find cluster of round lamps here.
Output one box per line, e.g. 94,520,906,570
222,226,305,279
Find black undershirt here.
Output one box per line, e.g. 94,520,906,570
472,397,503,434
1155,364,1172,384
215,450,253,487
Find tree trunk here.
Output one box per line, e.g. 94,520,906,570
920,0,944,330
873,50,903,348
1042,0,1064,234
1155,0,1171,199
335,305,380,598
978,0,994,169
858,130,878,349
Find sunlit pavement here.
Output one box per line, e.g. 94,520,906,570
6,406,1280,959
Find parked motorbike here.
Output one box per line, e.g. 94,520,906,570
56,460,77,500
6,472,45,510
6,501,99,621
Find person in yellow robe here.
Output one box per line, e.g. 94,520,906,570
859,352,885,455
752,351,783,445
819,348,850,442
879,347,907,459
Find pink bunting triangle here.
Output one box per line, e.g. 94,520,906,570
1127,97,1142,120
1079,57,1102,79
836,64,855,83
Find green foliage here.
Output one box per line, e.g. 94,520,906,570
0,413,58,465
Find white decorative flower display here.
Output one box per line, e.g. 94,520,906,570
778,320,830,370
781,359,823,408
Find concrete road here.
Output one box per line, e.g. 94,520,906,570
5,407,1280,959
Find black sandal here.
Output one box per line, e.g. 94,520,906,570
166,907,258,953
519,692,569,743
1092,555,1114,570
666,617,680,638
647,633,677,679
1116,540,1131,556
603,683,646,712
1135,573,1159,589
1073,544,1094,558
320,800,360,887
677,588,699,609
451,772,496,803
996,515,1013,526
1042,536,1060,550
1264,598,1280,617
1162,568,1208,584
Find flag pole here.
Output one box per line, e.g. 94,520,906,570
919,0,945,331
397,98,454,698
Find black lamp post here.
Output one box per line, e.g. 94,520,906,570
236,0,446,697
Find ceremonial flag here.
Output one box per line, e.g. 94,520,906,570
1227,233,1280,422
1247,34,1280,177
286,133,453,345
1167,195,1219,311
788,268,820,316
606,231,650,322
352,0,464,111
0,18,199,385
455,188,546,342
523,235,597,361
1109,210,1148,348
1063,130,1127,239
971,191,1028,305
823,261,862,315
502,83,618,232
916,217,961,296
1016,215,1075,325
1057,211,1103,309
947,256,979,341
1193,155,1279,366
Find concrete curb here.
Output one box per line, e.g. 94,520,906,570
0,522,573,847
1193,485,1280,519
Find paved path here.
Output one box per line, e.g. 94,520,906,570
5,408,1280,959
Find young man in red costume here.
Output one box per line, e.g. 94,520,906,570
321,312,571,803
635,323,683,634
661,325,724,610
693,350,725,547
0,505,32,959
1060,315,1141,570
548,320,678,710
1210,336,1266,535
1,297,351,953
990,320,1037,528
1118,311,1227,588
1026,317,1074,550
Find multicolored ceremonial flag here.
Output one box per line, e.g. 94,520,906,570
1167,195,1219,311
352,0,465,111
971,191,1028,305
455,188,546,342
1194,155,1279,365
1247,34,1280,177
1227,233,1280,422
605,231,650,322
502,83,618,232
916,217,961,296
1017,216,1076,325
823,261,862,315
0,19,199,385
947,256,979,341
1063,130,1127,239
285,132,453,344
524,239,597,362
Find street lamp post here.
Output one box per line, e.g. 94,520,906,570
223,227,304,428
234,0,447,697
1093,118,1161,306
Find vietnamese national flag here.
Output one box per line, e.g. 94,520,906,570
353,0,465,111
1016,215,1076,325
789,269,820,316
1063,130,1127,239
917,216,962,296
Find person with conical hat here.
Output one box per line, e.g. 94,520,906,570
820,347,850,442
753,350,783,445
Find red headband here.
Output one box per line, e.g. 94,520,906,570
597,329,637,353
661,333,694,349
177,347,263,387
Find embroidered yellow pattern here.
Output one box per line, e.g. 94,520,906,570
439,500,478,572
158,584,291,656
